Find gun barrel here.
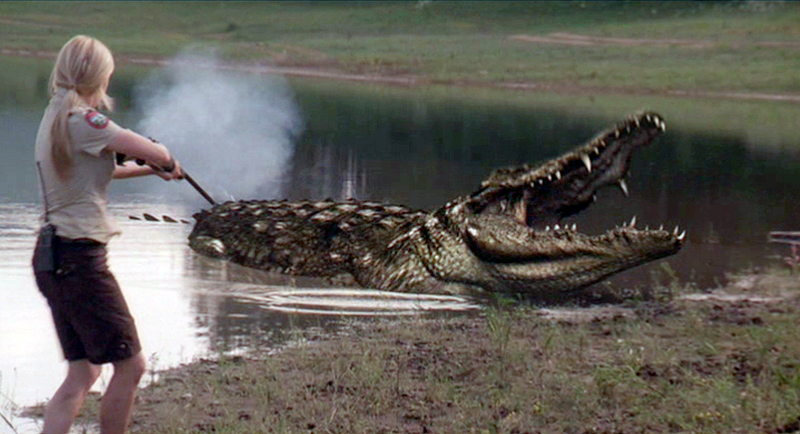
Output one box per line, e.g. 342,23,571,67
183,172,216,205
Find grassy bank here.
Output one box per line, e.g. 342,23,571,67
26,269,799,433
2,2,799,95
3,53,799,150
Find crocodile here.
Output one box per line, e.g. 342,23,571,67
188,111,683,297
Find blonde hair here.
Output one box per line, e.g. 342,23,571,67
48,35,115,178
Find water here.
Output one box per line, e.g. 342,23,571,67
1,56,798,429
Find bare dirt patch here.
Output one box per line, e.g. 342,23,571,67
511,32,713,48
509,32,800,49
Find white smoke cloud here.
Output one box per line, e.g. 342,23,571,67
134,50,303,204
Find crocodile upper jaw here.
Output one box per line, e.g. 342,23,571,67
470,111,666,228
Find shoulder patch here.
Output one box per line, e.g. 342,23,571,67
85,111,109,129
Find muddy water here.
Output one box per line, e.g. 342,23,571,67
1,57,799,427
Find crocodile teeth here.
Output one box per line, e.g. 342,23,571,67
571,223,577,231
629,215,637,228
659,224,664,231
554,224,560,230
618,179,629,197
677,230,686,240
673,226,680,235
581,154,592,172
555,170,561,180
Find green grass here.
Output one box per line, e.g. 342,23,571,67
28,270,797,434
2,1,799,94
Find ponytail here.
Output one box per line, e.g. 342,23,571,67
46,35,115,179
50,88,81,179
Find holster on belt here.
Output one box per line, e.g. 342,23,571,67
33,224,57,273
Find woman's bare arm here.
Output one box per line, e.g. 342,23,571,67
106,129,183,180
112,163,157,179
106,129,172,169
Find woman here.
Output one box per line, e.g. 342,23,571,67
32,35,182,434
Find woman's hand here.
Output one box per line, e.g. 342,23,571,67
150,159,183,181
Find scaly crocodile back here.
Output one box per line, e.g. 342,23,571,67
189,199,428,278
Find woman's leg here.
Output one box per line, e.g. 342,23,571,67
42,360,102,434
99,351,146,434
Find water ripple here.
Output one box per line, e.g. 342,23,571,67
233,287,480,316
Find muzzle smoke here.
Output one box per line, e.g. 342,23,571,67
134,50,303,204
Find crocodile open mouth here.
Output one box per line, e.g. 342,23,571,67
457,111,684,285
470,111,675,231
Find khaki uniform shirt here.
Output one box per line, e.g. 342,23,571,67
34,90,125,244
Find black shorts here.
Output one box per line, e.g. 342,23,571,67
33,236,141,365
